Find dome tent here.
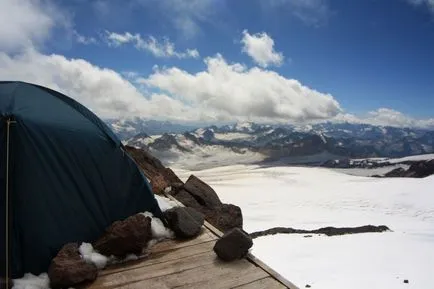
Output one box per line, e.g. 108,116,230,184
0,81,163,279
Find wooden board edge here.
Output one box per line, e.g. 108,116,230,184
163,193,299,289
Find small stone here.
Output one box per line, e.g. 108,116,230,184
304,235,313,238
164,207,204,238
305,285,311,288
213,228,253,261
404,279,409,284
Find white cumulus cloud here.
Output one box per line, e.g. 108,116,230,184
0,48,197,120
105,31,199,59
140,54,341,122
0,0,66,52
241,30,284,68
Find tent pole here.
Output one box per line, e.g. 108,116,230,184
5,118,10,288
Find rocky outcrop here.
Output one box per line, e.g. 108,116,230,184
93,214,152,257
250,225,390,239
125,146,243,232
213,228,253,261
164,207,204,238
48,243,98,289
382,160,434,178
172,176,243,232
125,145,183,194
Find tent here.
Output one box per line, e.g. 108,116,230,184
0,81,163,279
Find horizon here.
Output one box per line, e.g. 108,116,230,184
1,0,434,129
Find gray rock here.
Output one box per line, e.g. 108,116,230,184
213,228,253,261
183,175,222,208
164,207,204,238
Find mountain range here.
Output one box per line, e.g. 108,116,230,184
106,118,434,167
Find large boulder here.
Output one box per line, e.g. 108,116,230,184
173,189,202,209
93,214,152,257
201,204,243,232
164,207,204,238
183,175,222,208
48,243,98,289
213,228,253,261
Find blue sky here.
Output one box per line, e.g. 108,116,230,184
1,0,434,127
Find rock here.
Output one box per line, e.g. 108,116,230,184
183,175,222,208
94,214,152,257
173,189,202,209
151,174,169,194
48,243,97,289
404,279,409,284
164,207,204,238
305,285,311,288
213,228,253,261
202,204,243,232
383,160,434,178
384,167,406,177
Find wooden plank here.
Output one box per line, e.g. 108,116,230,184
234,277,288,289
99,240,216,277
245,254,298,289
84,251,216,289
115,258,268,289
151,228,217,254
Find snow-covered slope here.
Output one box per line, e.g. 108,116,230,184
175,165,434,289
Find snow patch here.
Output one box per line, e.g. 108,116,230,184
12,273,50,289
155,195,177,212
141,212,175,240
78,243,108,270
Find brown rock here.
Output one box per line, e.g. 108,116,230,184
125,146,183,188
48,243,97,289
151,174,169,194
202,204,243,232
183,175,222,208
94,214,152,257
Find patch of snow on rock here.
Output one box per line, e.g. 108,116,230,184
78,242,108,269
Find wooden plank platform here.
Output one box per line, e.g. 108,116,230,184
80,194,298,289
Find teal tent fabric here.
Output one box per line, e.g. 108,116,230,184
0,81,162,278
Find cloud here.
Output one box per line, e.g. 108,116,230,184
73,30,98,45
0,49,199,120
0,0,68,52
241,30,284,68
266,0,331,26
105,31,200,59
139,54,341,122
407,0,434,13
135,0,218,38
332,109,434,129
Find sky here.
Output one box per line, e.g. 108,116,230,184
0,0,434,128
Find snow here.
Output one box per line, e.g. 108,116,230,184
174,165,434,289
12,273,50,289
214,132,253,141
385,153,434,164
78,243,108,269
162,145,265,170
332,164,409,177
141,212,175,240
155,195,177,212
